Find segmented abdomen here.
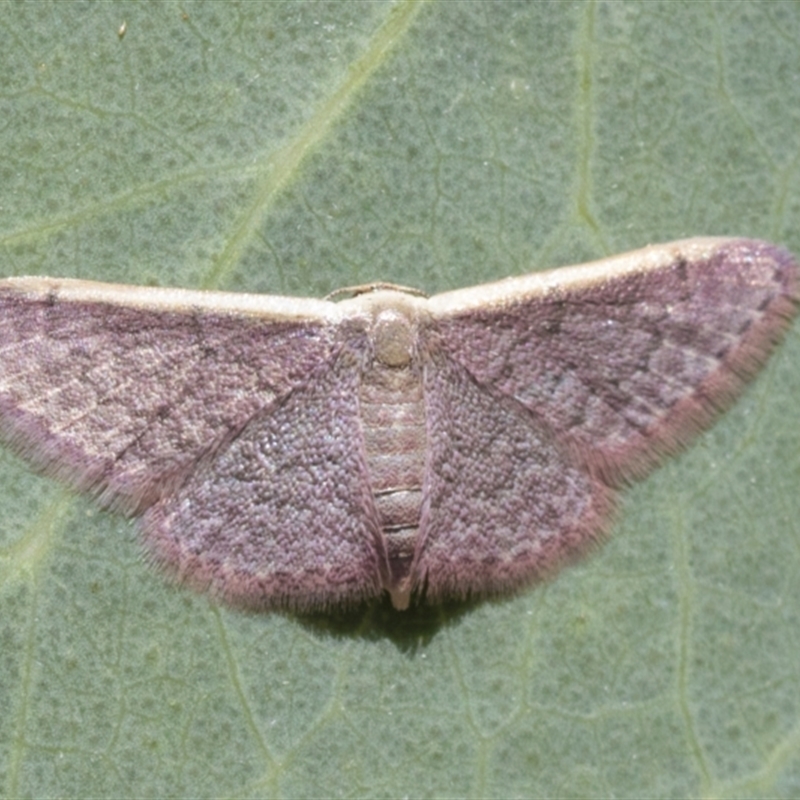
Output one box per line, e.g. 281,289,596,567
359,363,426,590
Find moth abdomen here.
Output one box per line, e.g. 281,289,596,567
358,351,427,609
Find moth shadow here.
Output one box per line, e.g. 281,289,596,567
292,596,481,652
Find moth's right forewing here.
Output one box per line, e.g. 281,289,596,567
0,277,341,513
426,238,799,486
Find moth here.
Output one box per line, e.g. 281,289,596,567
0,238,796,610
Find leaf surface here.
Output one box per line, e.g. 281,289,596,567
1,2,799,797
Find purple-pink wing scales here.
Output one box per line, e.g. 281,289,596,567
413,353,615,603
428,238,799,484
414,238,798,601
143,344,385,610
0,277,339,513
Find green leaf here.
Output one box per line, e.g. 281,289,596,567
2,2,799,797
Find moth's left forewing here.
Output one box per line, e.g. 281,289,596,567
426,238,799,485
0,276,392,611
0,276,345,513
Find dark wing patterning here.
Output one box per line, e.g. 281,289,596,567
429,238,799,485
0,278,339,514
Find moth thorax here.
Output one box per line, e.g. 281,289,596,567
372,309,414,367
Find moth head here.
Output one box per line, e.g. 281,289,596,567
338,288,427,368
372,307,414,367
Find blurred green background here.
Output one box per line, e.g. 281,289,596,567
1,2,799,797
